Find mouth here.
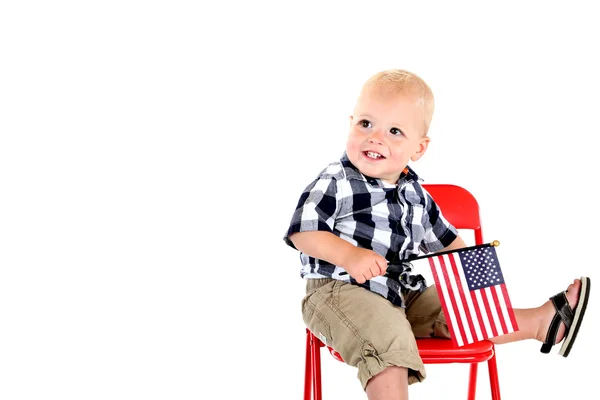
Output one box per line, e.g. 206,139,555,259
363,151,386,160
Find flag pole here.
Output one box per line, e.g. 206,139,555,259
389,240,500,267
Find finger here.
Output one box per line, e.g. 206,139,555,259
375,258,388,275
368,268,378,279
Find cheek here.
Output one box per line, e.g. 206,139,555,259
387,145,405,157
388,147,413,164
346,133,362,152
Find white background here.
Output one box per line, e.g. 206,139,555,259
1,1,599,399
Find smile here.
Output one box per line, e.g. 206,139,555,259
364,151,385,160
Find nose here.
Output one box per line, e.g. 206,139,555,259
368,129,385,145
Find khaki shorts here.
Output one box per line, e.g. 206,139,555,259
302,278,450,389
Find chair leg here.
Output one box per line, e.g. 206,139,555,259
304,330,313,400
487,353,501,400
467,363,478,400
311,333,323,400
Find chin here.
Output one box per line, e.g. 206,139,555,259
356,164,382,178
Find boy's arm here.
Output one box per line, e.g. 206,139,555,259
289,231,388,284
439,235,468,252
289,231,358,266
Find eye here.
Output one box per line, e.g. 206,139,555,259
390,127,403,136
359,119,372,128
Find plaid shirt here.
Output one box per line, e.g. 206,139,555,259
284,152,458,307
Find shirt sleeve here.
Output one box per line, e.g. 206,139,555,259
283,169,343,250
418,189,458,254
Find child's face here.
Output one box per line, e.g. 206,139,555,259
346,88,430,185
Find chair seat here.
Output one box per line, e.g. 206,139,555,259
324,338,494,364
417,338,495,364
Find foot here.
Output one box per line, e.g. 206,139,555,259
535,278,581,344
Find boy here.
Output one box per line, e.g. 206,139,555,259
283,69,590,399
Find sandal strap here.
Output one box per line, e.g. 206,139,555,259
540,292,574,354
541,314,562,353
551,292,573,329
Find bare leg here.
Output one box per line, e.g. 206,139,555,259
365,366,409,400
491,278,581,345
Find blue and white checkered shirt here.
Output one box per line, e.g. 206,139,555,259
284,152,458,307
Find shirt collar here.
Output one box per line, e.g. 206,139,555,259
340,151,422,189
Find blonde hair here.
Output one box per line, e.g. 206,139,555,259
360,69,435,135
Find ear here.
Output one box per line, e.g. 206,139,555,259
410,136,430,162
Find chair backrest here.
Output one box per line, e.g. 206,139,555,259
422,184,483,245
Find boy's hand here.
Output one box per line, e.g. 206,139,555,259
340,247,388,284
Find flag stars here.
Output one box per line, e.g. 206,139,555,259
459,246,505,290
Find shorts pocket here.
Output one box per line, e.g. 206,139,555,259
302,294,333,346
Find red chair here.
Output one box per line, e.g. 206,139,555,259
304,184,501,400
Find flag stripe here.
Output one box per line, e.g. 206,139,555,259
452,253,484,342
486,287,504,335
480,288,499,337
438,255,469,346
445,254,474,344
473,289,493,339
447,254,477,344
494,285,515,333
490,285,509,334
500,283,519,331
428,258,462,347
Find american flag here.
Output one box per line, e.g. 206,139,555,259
412,244,519,347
